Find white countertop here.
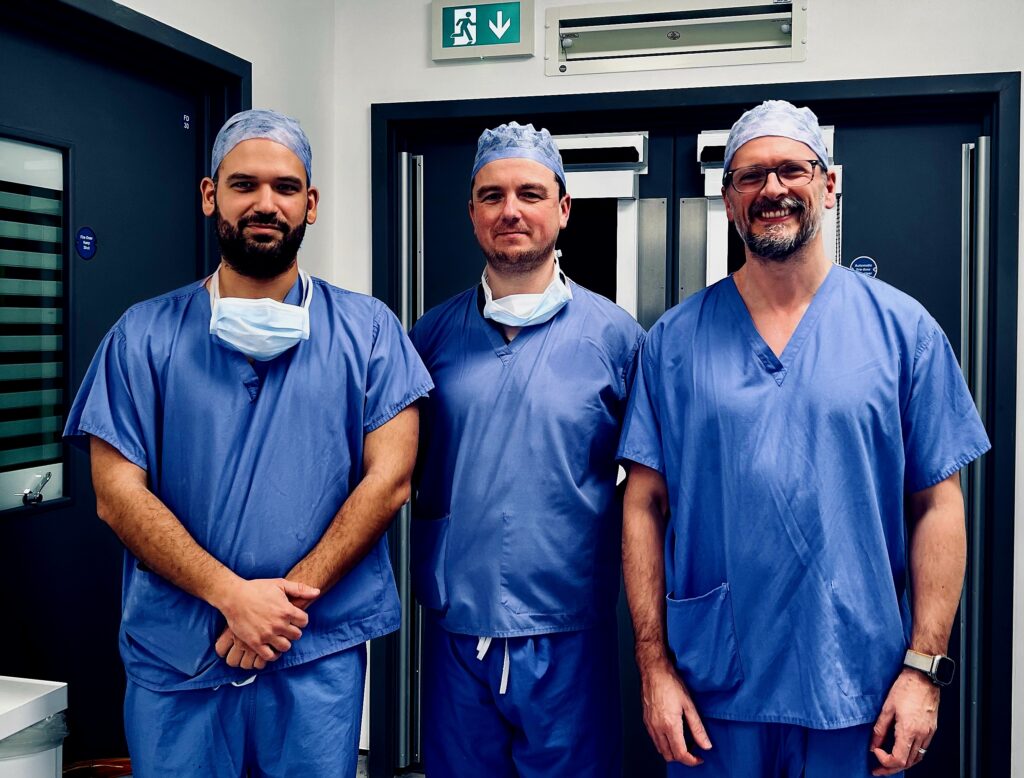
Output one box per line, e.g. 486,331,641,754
0,676,67,741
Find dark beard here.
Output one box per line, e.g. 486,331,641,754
483,236,557,276
215,206,307,279
737,195,821,262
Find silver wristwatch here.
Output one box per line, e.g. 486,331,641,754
903,649,955,686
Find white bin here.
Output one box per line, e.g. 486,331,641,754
0,676,68,778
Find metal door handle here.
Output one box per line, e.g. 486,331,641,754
21,471,52,505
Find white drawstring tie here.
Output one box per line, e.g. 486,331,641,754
476,636,510,695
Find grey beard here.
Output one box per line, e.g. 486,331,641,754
744,219,819,261
738,195,822,263
483,237,557,276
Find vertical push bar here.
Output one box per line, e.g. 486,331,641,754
395,152,412,768
411,155,425,765
960,136,990,778
415,156,425,320
968,136,990,778
958,141,974,778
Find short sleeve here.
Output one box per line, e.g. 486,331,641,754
364,305,434,432
63,324,149,469
620,330,645,399
616,332,665,473
902,326,991,492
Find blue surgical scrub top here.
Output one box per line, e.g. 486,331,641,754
410,282,645,637
618,266,990,728
65,275,433,691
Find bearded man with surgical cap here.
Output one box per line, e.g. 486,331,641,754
64,109,431,776
617,100,989,777
409,122,644,777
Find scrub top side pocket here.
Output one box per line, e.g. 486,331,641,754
665,582,744,693
411,513,451,612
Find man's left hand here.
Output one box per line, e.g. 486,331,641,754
870,668,940,775
214,628,270,670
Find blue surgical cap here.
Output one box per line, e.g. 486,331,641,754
723,100,828,172
471,121,566,189
211,109,312,183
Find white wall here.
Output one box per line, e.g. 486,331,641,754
115,0,338,281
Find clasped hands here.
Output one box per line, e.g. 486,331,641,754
213,578,320,670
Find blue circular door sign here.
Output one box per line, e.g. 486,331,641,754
850,256,877,278
75,227,97,260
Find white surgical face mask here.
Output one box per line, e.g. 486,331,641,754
481,257,572,328
208,267,312,361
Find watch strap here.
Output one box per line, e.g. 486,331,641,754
903,649,936,676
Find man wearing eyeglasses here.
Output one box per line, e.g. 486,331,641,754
618,100,989,776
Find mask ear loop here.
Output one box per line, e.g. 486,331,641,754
297,269,313,311
208,268,223,334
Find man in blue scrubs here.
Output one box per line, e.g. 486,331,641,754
410,122,644,777
618,101,990,777
65,109,432,777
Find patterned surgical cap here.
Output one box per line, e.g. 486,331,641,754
723,100,828,172
471,121,566,189
211,109,312,183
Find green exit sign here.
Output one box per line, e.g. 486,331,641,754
432,0,534,60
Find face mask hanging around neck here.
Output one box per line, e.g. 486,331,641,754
481,257,572,328
208,267,312,361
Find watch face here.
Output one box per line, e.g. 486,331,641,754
934,655,956,686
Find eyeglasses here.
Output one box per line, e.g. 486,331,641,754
724,160,823,194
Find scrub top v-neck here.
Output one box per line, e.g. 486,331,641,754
618,266,989,728
722,265,838,386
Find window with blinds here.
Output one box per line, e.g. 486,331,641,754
0,137,64,510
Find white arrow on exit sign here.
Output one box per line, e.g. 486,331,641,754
489,10,511,39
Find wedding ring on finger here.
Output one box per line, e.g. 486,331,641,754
917,748,927,756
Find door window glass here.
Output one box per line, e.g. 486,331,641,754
0,137,64,510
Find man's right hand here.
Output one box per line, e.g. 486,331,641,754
213,577,319,661
641,660,712,767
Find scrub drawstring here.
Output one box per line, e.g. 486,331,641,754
475,636,492,660
212,673,257,692
475,636,510,695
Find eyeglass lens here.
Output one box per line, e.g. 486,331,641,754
731,161,816,192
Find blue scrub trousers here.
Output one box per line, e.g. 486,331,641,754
423,617,622,778
666,719,900,778
125,644,366,778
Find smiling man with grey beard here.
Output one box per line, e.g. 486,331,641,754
734,191,821,261
618,100,989,778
